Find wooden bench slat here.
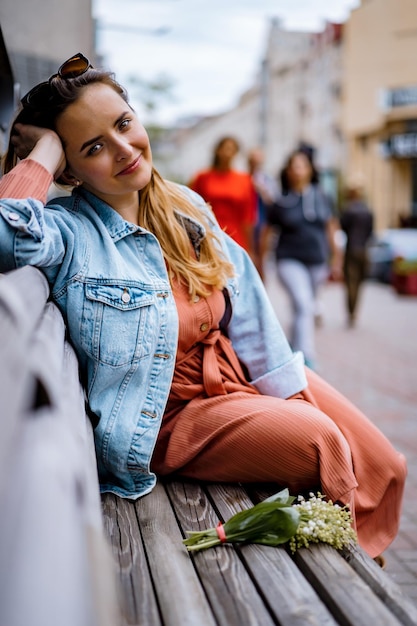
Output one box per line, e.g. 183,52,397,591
137,481,218,626
295,543,401,625
167,480,277,626
239,543,339,626
342,543,417,626
102,493,162,626
0,267,119,626
0,267,49,484
208,483,338,626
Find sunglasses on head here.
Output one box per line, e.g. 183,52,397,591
20,53,92,109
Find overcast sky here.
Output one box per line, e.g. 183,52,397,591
94,0,360,126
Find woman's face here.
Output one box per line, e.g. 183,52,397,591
287,153,313,189
215,139,238,166
56,82,152,209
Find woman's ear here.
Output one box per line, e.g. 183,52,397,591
59,169,82,187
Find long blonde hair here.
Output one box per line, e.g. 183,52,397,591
140,168,234,298
3,66,234,298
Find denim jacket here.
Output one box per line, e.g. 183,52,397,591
0,184,306,499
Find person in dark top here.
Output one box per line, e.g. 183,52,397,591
268,149,342,369
340,175,374,327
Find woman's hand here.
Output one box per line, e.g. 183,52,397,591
11,123,66,180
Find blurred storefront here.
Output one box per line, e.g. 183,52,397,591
343,0,417,230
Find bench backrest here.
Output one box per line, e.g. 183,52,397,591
0,266,118,626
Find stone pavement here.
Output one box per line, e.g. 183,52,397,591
264,261,417,606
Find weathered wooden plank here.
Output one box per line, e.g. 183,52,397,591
0,407,101,626
295,543,401,625
102,494,161,626
208,483,338,626
167,480,276,626
62,341,120,626
0,267,118,626
137,481,217,626
342,542,417,626
0,265,49,337
0,267,49,486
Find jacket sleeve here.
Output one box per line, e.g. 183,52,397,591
180,184,307,399
0,165,82,280
221,232,307,398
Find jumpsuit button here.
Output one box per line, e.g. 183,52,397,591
193,295,200,303
200,323,209,332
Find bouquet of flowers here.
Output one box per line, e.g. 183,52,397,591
182,488,356,553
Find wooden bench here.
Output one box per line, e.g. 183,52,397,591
1,266,417,626
0,266,119,626
102,480,417,626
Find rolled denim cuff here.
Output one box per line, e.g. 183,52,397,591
252,351,307,399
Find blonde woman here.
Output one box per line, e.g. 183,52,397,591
0,54,406,562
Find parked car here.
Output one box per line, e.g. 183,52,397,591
367,228,417,283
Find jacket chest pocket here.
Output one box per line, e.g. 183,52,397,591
80,284,155,367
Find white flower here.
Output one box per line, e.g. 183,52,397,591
289,492,357,554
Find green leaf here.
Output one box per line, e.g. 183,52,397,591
263,488,291,504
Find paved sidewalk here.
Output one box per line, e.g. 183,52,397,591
264,262,417,606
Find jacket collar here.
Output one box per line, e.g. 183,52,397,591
75,187,206,250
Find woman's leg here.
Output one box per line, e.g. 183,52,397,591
309,262,329,322
153,375,406,557
303,368,407,558
276,259,316,363
153,391,358,517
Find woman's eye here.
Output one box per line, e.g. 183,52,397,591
120,118,130,130
87,143,102,156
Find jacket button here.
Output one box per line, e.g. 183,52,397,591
121,290,131,303
8,212,20,221
200,323,209,332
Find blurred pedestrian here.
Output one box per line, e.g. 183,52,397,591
267,148,342,370
340,174,374,327
247,146,278,280
190,136,256,256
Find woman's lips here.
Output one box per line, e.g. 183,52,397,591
117,155,141,176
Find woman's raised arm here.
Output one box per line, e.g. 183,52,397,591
1,126,66,203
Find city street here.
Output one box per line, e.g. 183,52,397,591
264,261,417,606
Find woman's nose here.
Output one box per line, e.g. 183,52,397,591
114,138,133,161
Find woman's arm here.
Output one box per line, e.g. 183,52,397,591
0,160,53,203
1,125,66,202
0,126,72,275
326,216,344,280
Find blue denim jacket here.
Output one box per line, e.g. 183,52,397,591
0,184,306,499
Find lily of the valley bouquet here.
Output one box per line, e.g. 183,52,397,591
182,488,357,553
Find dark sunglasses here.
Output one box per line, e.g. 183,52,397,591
20,53,92,109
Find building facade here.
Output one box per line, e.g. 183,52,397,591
343,0,417,229
0,0,96,152
162,18,346,207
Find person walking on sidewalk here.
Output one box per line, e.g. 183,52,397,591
340,174,374,327
0,54,406,562
190,136,257,256
267,148,343,370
